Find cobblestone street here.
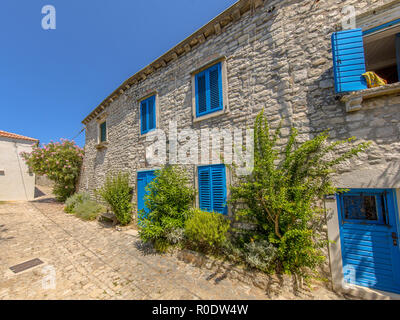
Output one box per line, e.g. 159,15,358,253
0,191,345,300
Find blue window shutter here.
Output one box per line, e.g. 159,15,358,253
100,121,107,142
148,95,156,130
198,164,227,215
195,62,223,117
198,166,212,212
196,72,207,115
141,100,147,134
137,172,147,222
331,29,367,93
210,165,227,215
137,170,156,223
209,63,223,110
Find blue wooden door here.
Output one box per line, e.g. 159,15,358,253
137,170,156,223
337,189,400,293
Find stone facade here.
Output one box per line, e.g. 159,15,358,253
80,0,400,298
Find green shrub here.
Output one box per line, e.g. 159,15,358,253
278,229,325,276
96,172,133,226
74,200,105,221
64,192,91,213
139,166,195,251
184,209,230,252
230,109,370,277
243,239,278,273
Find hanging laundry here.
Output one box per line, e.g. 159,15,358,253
362,71,388,88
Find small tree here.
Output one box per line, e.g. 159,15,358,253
21,139,84,202
230,110,370,278
96,172,133,226
139,166,195,251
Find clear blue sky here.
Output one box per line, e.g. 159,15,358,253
0,0,237,147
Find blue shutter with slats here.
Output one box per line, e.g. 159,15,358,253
196,72,207,115
100,121,107,142
140,100,147,134
331,29,367,93
210,165,227,215
195,62,223,117
198,164,227,215
209,63,222,110
198,166,212,212
140,95,156,135
148,95,155,131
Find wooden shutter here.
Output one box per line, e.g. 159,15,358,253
140,100,147,134
331,29,367,93
148,95,156,131
198,166,212,212
210,165,227,215
137,171,156,223
196,72,207,115
209,63,222,110
198,164,227,215
100,121,107,142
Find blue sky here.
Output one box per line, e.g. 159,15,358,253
0,0,237,147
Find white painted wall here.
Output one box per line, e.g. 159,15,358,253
0,137,36,201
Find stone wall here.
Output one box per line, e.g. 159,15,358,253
80,0,399,201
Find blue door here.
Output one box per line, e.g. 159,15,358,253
337,189,400,293
137,170,156,223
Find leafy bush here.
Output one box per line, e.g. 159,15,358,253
165,228,185,245
243,240,278,273
139,166,195,250
20,139,84,202
64,192,91,213
96,172,133,226
230,109,370,277
184,209,230,252
74,200,105,221
278,229,325,276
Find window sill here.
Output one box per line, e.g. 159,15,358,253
341,82,400,112
139,128,157,138
193,108,228,123
95,141,109,150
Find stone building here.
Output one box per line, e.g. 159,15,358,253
80,0,400,298
0,130,38,201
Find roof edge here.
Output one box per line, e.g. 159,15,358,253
82,0,266,125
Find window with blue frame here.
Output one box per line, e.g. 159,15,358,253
198,164,227,215
140,95,156,135
195,62,223,117
331,19,400,94
99,121,107,142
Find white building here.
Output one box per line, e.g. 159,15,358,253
0,130,38,201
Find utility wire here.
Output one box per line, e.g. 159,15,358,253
71,127,85,142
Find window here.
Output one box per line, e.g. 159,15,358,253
331,19,400,94
198,164,227,215
99,121,107,142
140,95,156,135
364,23,400,84
338,189,389,225
195,62,223,117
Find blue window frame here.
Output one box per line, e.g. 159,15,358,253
140,95,156,135
198,164,227,215
195,62,223,117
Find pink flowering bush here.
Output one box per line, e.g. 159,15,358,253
21,139,84,202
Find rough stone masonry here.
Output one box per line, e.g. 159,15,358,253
79,0,400,298
80,0,400,202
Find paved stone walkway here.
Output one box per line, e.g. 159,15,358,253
0,192,345,300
